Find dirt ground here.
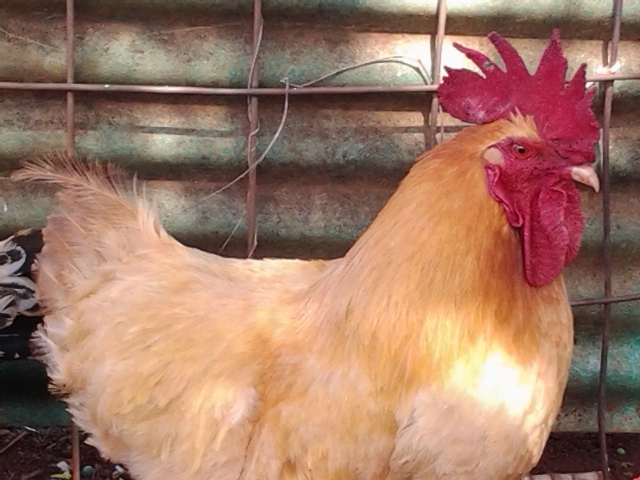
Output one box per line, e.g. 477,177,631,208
1,428,640,480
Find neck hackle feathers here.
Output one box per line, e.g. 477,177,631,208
437,29,600,166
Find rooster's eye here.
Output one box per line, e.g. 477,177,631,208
513,144,528,157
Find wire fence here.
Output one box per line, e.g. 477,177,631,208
1,0,639,478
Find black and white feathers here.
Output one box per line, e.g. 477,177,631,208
0,228,43,361
0,228,42,329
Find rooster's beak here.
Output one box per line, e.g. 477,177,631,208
570,165,600,193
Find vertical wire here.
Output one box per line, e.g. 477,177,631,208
597,1,623,478
246,0,263,258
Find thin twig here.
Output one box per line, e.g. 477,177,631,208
219,216,245,253
0,430,27,454
20,469,43,480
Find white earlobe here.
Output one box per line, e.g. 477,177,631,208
482,147,504,165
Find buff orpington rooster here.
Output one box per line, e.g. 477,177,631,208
13,30,601,480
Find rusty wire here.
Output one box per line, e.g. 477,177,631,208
596,1,625,478
65,0,75,159
64,0,81,477
572,292,640,308
428,0,447,148
0,72,638,96
246,0,263,258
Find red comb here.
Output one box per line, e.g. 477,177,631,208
437,29,600,165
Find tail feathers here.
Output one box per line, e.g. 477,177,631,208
12,153,167,312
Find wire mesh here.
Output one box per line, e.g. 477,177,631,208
3,0,639,477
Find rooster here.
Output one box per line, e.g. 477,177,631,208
13,30,600,480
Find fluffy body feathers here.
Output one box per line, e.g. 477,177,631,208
14,117,575,480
